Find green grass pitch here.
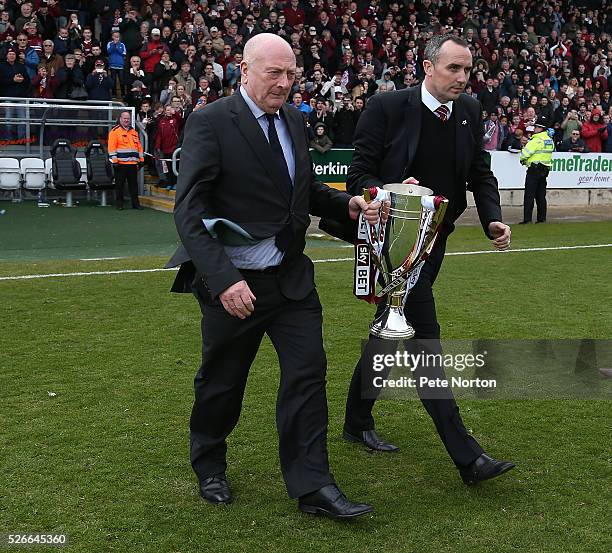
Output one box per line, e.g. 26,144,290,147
1,204,611,552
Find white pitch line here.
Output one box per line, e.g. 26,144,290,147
311,242,612,263
446,243,612,256
0,267,177,281
79,256,128,261
0,243,610,282
312,257,352,263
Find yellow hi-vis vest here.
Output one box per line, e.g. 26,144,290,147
520,130,554,168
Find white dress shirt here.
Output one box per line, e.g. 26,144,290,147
421,81,454,117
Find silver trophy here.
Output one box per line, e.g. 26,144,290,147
354,184,448,339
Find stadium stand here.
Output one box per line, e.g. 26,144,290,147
1,0,611,208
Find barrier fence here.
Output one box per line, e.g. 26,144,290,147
308,149,612,190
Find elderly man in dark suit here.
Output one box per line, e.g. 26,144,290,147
167,33,381,519
340,34,515,486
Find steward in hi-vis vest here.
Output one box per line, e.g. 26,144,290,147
108,110,144,210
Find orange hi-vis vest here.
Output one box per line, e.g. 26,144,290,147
108,125,144,164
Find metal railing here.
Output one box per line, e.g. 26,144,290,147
0,97,147,193
1,97,128,150
172,148,181,177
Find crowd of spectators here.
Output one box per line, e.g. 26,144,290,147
1,0,612,166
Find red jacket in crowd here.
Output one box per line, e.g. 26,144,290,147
581,111,608,153
154,112,183,154
283,5,305,28
140,38,170,74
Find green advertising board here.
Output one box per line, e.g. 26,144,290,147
309,148,354,188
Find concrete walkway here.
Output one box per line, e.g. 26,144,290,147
457,205,612,225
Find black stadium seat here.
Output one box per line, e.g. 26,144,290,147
85,141,115,207
50,139,84,207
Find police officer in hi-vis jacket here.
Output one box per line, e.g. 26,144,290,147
519,116,555,224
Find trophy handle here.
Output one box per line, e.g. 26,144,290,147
421,196,449,258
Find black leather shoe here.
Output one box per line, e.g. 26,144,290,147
299,484,373,519
460,454,515,485
343,428,399,452
199,476,232,505
535,220,546,224
116,205,123,211
133,205,144,210
517,221,531,225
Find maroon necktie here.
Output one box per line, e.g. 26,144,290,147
434,105,450,122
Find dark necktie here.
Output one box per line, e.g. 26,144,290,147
434,105,450,122
265,113,293,252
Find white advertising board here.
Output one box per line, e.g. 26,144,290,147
490,151,612,189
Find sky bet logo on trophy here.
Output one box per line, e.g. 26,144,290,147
353,183,448,339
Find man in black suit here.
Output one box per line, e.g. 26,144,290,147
341,35,515,485
167,33,381,518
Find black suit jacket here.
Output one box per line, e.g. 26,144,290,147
166,91,355,299
335,86,502,238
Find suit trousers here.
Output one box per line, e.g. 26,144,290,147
344,238,484,467
114,164,140,208
190,271,335,498
523,165,548,223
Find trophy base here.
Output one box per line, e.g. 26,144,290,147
370,305,415,340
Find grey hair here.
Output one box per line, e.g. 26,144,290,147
423,35,469,65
